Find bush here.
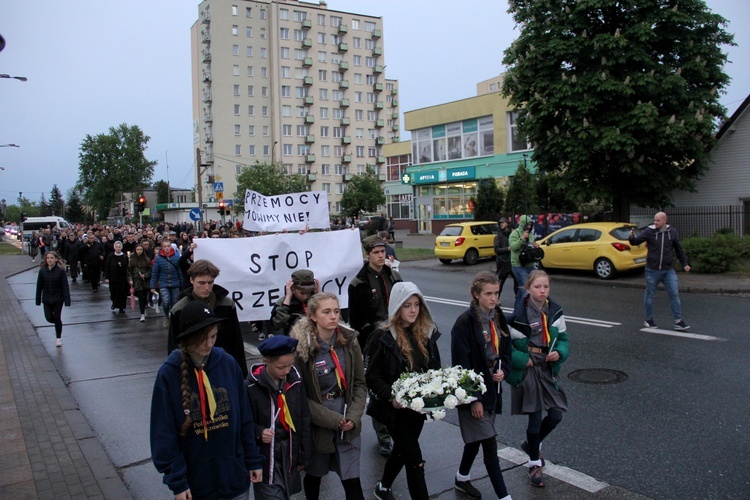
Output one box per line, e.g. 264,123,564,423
681,234,750,273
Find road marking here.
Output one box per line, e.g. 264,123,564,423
423,296,620,329
641,327,725,341
498,446,608,493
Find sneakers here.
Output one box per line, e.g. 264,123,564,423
521,440,545,466
56,338,62,347
140,314,146,322
528,465,545,487
643,318,657,328
674,320,690,331
455,479,482,499
374,481,395,500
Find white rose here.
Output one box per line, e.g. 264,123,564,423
410,397,425,412
430,409,446,421
455,387,467,401
443,394,458,409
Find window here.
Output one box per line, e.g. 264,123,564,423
368,128,377,139
249,145,255,155
248,105,254,115
295,86,307,98
262,86,268,97
368,147,377,157
294,30,305,41
282,105,291,117
245,46,252,57
321,164,330,175
354,73,363,84
297,165,308,174
367,110,377,121
366,57,376,67
293,10,306,22
357,164,367,174
366,92,376,103
333,108,344,119
332,72,343,83
233,65,240,76
261,67,268,78
281,47,290,59
335,183,345,194
281,66,290,78
248,125,255,136
355,109,363,120
353,37,362,48
320,107,329,119
260,8,266,20
263,126,269,136
318,33,326,44
282,85,291,97
333,127,344,138
354,91,363,102
283,124,292,136
260,47,267,58
233,84,240,95
353,55,361,66
234,104,240,115
234,124,241,135
355,128,364,139
319,88,328,100
508,112,531,152
296,106,306,117
321,145,330,156
295,49,306,60
236,165,242,176
317,14,326,26
246,26,252,37
335,164,345,174
366,39,375,50
279,8,289,20
318,70,327,81
366,74,377,85
235,144,241,155
297,144,311,155
280,28,289,40
297,125,309,136
330,16,342,28
263,145,269,156
332,90,344,101
247,65,254,76
260,28,266,39
356,145,364,157
330,53,342,64
352,19,360,30
262,106,269,116
246,6,252,18
232,25,238,36
283,144,293,156
318,51,327,62
232,5,238,16
365,21,376,32
331,34,342,46
295,67,308,78
334,146,343,156
320,126,329,137
322,182,331,193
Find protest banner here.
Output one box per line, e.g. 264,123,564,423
243,189,330,232
193,229,363,322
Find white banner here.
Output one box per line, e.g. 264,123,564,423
193,229,363,322
243,189,330,232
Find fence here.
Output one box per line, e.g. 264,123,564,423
630,205,747,237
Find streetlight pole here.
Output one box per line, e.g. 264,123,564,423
195,148,211,233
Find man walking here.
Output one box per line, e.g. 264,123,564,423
629,212,691,331
509,215,541,287
494,217,518,299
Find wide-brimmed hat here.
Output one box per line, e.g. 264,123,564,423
175,301,225,341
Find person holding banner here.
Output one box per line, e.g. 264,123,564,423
246,335,313,499
290,293,366,500
270,269,320,336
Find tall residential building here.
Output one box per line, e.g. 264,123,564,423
191,0,399,214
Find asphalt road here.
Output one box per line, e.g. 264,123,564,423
398,262,750,500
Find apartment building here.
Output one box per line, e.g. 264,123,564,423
191,0,399,214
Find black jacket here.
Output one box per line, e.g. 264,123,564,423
63,238,83,262
36,265,71,306
629,224,689,271
347,263,402,348
82,240,104,266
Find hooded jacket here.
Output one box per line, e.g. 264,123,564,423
365,282,441,421
167,284,248,378
246,363,313,483
150,347,263,498
509,215,536,268
289,318,366,454
150,248,184,289
629,224,689,271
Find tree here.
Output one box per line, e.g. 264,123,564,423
234,162,310,214
76,123,157,220
505,160,536,217
473,178,505,221
340,167,385,218
535,171,579,213
38,193,51,217
49,185,64,216
501,0,735,221
153,180,170,204
65,188,86,223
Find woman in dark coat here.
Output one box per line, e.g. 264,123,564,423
35,251,71,347
104,240,130,314
127,243,152,322
30,231,40,262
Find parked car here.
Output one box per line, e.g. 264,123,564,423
435,221,499,265
536,222,646,279
358,214,380,229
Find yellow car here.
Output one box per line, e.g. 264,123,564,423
537,222,647,279
435,221,499,265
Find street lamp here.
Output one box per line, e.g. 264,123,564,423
0,144,20,148
0,74,28,82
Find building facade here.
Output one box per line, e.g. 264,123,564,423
191,0,398,215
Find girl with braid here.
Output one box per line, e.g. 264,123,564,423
450,271,513,500
150,301,263,499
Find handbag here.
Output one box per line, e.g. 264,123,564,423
519,244,545,266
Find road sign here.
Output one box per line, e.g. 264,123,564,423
189,208,202,221
214,182,224,192
216,191,224,200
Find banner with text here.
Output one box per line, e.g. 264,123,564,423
243,189,330,232
194,229,362,322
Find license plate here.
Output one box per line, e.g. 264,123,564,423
440,242,450,247
634,257,646,263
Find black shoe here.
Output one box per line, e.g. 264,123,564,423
72,278,77,282
529,465,545,487
644,318,657,328
119,309,126,314
455,479,482,499
521,440,545,466
111,305,116,310
374,481,396,500
378,441,393,457
674,320,690,331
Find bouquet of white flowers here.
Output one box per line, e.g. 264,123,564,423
391,366,486,420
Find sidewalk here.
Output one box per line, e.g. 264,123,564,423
0,255,132,499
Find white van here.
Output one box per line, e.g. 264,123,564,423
22,216,75,241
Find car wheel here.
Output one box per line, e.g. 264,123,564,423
439,258,452,265
463,248,479,266
594,258,616,280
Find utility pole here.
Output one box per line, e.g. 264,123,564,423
196,148,211,233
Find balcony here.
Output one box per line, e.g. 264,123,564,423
392,111,399,119
378,174,386,181
373,47,382,56
340,98,350,108
375,119,384,128
303,57,313,67
305,154,316,163
339,80,349,89
376,136,385,145
372,29,382,39
375,101,384,109
391,88,398,95
392,99,399,107
340,117,350,126
304,96,314,106
304,115,315,124
302,19,312,30
201,30,210,44
337,42,348,52
376,156,386,164
392,124,399,131
342,155,352,163
307,173,316,181
344,173,353,181
338,24,348,34
305,135,316,144
303,76,313,86
202,92,212,103
341,136,352,145
373,83,383,93
302,38,312,48
201,50,211,63
374,65,383,74
205,133,213,143
202,71,212,82
339,61,349,72
203,113,213,122
201,9,210,24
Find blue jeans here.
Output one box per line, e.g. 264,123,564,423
159,287,181,317
644,268,681,321
512,265,535,289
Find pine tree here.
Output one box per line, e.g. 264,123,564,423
49,185,64,216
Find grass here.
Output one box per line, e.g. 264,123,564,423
0,241,23,255
395,248,435,262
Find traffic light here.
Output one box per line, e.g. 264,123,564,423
218,201,225,215
137,195,146,213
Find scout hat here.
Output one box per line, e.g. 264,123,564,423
176,301,225,341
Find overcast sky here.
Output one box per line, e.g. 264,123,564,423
1,0,747,206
